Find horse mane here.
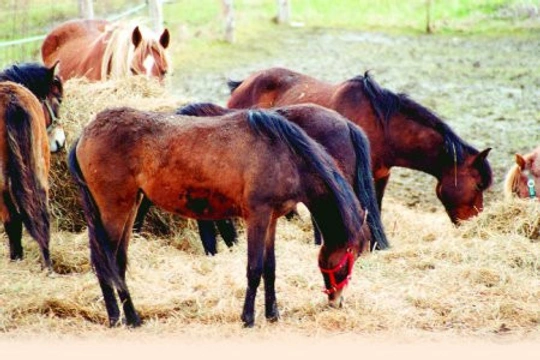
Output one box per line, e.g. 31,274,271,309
0,62,54,100
246,110,363,247
176,102,232,117
349,72,492,187
101,21,169,79
503,164,521,199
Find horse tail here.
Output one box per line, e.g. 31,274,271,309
247,110,363,247
503,164,520,199
68,138,124,290
347,122,389,250
4,95,51,266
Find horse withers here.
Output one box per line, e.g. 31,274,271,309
504,146,540,200
227,67,493,225
41,19,170,83
68,107,370,327
0,62,66,269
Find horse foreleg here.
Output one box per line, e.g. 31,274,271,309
241,212,270,328
197,220,218,256
98,278,121,327
374,173,391,210
133,196,152,233
215,219,238,248
263,217,279,322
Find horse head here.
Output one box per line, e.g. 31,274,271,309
436,147,492,224
43,61,66,153
504,149,539,200
129,25,170,83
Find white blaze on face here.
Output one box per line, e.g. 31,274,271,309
143,55,155,77
48,127,66,153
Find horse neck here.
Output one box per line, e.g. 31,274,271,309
383,114,451,180
304,184,360,250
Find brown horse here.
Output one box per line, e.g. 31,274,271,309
0,62,66,269
173,102,389,251
227,67,493,224
41,19,170,82
504,146,540,200
68,107,370,327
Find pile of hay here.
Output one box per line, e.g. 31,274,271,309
49,76,190,234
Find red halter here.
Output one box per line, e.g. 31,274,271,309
319,248,355,295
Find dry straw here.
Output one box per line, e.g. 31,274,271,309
49,76,188,233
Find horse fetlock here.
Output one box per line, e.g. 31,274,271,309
265,303,280,322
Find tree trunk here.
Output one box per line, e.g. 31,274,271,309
78,0,94,19
222,0,235,43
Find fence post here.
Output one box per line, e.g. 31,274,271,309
78,0,94,19
148,0,164,32
426,0,433,33
276,0,290,24
222,0,235,43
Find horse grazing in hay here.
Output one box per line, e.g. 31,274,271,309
69,106,370,327
170,102,389,251
227,67,493,224
0,62,66,269
504,146,540,200
41,19,170,82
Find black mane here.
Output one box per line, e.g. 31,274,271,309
227,79,243,94
350,72,479,164
0,62,55,101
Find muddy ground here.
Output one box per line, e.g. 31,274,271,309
170,27,540,213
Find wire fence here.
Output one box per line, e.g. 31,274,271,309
0,0,150,67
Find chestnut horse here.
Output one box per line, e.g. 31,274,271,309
171,102,389,251
227,67,493,224
504,146,540,200
41,19,170,82
68,107,370,327
0,62,66,269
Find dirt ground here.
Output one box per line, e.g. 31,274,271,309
171,27,540,212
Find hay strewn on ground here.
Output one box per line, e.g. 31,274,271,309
49,77,189,233
1,198,540,341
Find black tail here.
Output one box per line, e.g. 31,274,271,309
247,110,364,248
68,138,124,290
5,99,50,266
347,122,389,250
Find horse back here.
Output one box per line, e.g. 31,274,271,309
77,108,302,219
41,19,110,80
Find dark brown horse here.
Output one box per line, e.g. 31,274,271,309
172,102,389,251
227,67,493,224
504,146,540,200
0,62,66,269
68,107,370,327
41,19,170,82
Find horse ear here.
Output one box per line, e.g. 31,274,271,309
49,60,60,76
515,153,527,170
159,28,170,49
132,26,143,47
473,147,491,167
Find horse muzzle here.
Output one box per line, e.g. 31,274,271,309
48,126,66,153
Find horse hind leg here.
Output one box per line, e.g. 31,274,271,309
115,193,144,327
2,192,23,261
